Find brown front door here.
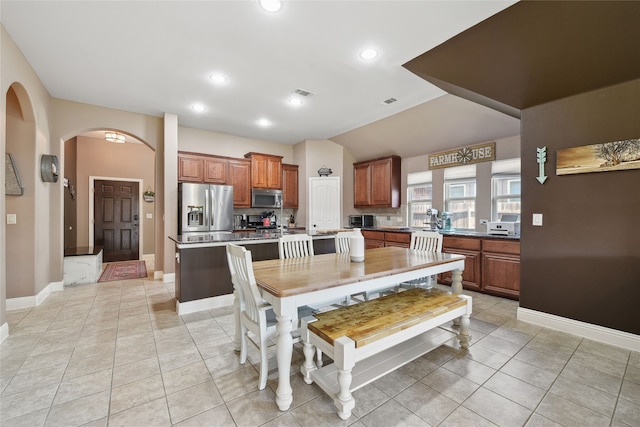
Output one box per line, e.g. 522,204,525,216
95,180,140,262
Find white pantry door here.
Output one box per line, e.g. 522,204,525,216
308,177,341,230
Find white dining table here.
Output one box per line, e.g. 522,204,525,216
241,246,465,411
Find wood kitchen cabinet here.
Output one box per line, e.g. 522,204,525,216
362,230,410,249
440,236,482,291
482,239,520,299
282,163,299,208
245,152,283,189
362,230,385,249
353,155,401,208
203,157,227,184
228,159,251,208
178,153,204,182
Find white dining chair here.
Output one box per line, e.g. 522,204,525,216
398,230,443,290
278,233,314,259
334,231,354,254
226,243,314,390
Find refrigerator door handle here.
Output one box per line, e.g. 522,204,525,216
204,188,210,229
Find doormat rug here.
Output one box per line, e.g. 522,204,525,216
98,261,148,283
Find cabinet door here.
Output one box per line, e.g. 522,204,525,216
482,252,520,298
370,158,392,206
384,232,410,248
439,249,481,291
203,157,227,184
282,164,298,208
178,155,204,182
266,156,282,189
228,159,251,208
353,163,371,207
247,153,283,189
365,239,385,249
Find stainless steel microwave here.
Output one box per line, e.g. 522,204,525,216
349,215,374,228
251,188,282,208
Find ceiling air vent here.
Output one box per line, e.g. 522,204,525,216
382,97,398,105
294,88,315,97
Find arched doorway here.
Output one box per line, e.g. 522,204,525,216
5,83,37,299
63,131,156,269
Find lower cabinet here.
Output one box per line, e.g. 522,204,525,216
439,236,520,299
362,230,410,248
440,237,482,292
482,239,521,299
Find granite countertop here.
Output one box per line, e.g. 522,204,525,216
355,226,520,240
169,229,337,246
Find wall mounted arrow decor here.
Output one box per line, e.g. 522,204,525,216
536,147,548,184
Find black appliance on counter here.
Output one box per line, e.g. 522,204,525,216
247,212,277,230
349,214,374,228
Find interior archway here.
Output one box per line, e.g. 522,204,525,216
5,83,37,299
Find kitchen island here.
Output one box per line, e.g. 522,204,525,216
169,230,338,314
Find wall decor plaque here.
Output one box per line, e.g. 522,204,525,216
5,153,24,195
557,138,640,175
428,141,496,170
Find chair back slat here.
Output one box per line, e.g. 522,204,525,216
334,231,354,254
410,231,443,252
226,243,264,324
278,234,315,259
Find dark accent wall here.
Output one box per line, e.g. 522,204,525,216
520,79,640,335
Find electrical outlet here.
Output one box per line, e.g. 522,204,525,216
533,213,543,226
479,219,488,225
396,217,403,223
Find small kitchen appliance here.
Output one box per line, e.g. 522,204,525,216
487,214,521,236
251,188,282,209
349,215,374,228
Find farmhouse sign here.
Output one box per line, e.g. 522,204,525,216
428,142,496,170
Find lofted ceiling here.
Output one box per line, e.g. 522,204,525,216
1,1,521,160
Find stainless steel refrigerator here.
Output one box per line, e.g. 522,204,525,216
178,183,234,234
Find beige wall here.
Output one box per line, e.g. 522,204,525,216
2,23,54,317
74,135,155,255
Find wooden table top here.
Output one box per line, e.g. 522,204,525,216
252,246,464,298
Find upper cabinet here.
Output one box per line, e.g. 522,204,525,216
178,153,204,183
244,152,283,189
178,152,251,208
203,157,227,184
353,155,401,208
282,163,298,208
228,159,251,208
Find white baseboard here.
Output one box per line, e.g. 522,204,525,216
0,322,8,344
162,272,175,283
517,307,640,352
7,281,64,311
141,254,155,263
176,294,234,316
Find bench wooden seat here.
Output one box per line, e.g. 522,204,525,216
300,287,472,420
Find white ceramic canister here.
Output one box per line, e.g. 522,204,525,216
350,228,365,262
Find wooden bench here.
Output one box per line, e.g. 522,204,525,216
300,287,472,420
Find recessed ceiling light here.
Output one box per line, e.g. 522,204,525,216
259,0,282,13
257,118,271,127
209,73,228,84
359,48,378,60
288,97,303,106
192,104,206,112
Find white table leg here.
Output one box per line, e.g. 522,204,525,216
275,311,294,411
451,268,463,327
233,288,241,352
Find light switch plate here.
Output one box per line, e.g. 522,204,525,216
146,213,153,219
533,213,543,226
7,214,17,224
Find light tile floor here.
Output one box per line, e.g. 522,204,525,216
1,275,639,427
